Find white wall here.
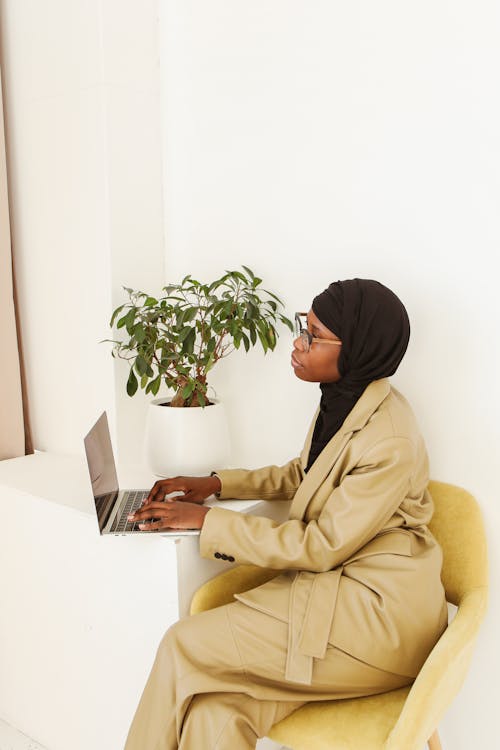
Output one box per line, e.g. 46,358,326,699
1,0,499,747
1,0,115,451
159,1,499,747
0,0,165,466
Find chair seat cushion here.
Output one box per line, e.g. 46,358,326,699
268,686,411,750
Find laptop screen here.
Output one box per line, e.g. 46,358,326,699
84,412,119,530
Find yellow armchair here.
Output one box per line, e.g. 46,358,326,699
190,481,488,750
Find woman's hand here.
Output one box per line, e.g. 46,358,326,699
128,501,211,531
142,475,222,506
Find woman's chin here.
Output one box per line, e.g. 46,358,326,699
292,367,312,382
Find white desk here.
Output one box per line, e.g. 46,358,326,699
0,451,289,750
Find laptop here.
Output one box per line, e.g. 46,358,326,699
84,411,200,536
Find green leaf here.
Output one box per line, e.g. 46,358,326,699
127,368,138,396
221,300,234,317
267,326,276,348
262,288,283,305
162,285,179,295
182,381,196,399
124,308,137,334
145,297,158,307
176,309,186,327
205,353,216,372
135,355,148,376
252,277,262,288
231,270,247,283
140,374,149,389
241,265,255,280
249,325,257,346
245,301,260,320
110,304,125,327
183,307,198,322
133,323,146,343
280,315,294,333
212,301,225,316
183,328,196,354
258,329,269,353
146,375,161,395
177,325,193,342
242,332,250,352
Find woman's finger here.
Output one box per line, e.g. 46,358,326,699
137,518,184,531
142,481,163,505
144,480,172,505
128,501,171,521
144,477,190,505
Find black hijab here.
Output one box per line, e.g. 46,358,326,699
305,278,410,473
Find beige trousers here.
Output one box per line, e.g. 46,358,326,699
124,601,412,750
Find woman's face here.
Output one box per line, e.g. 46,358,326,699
291,308,342,383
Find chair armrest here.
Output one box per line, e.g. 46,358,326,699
386,586,488,750
190,564,279,614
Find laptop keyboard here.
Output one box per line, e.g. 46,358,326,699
110,490,149,532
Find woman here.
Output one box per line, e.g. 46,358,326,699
125,278,448,750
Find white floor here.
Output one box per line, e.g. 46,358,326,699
0,717,288,750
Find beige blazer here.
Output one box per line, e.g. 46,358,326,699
199,378,448,685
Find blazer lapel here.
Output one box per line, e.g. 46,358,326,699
289,378,391,521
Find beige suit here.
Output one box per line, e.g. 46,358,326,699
125,378,448,749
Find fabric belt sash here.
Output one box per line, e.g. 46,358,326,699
285,567,343,684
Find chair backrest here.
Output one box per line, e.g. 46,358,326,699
386,481,488,750
427,480,488,605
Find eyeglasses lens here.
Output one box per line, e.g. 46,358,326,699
300,331,310,352
295,314,310,352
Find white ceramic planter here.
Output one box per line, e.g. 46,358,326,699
145,397,231,478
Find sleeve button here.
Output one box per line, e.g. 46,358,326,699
214,552,221,559
228,555,235,562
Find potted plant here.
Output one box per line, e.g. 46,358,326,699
103,266,293,476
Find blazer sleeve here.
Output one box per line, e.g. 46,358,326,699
212,458,304,501
200,437,415,572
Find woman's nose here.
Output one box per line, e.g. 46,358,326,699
293,335,306,352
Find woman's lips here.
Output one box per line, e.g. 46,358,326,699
291,353,303,369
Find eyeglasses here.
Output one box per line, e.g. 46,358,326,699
294,312,342,353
